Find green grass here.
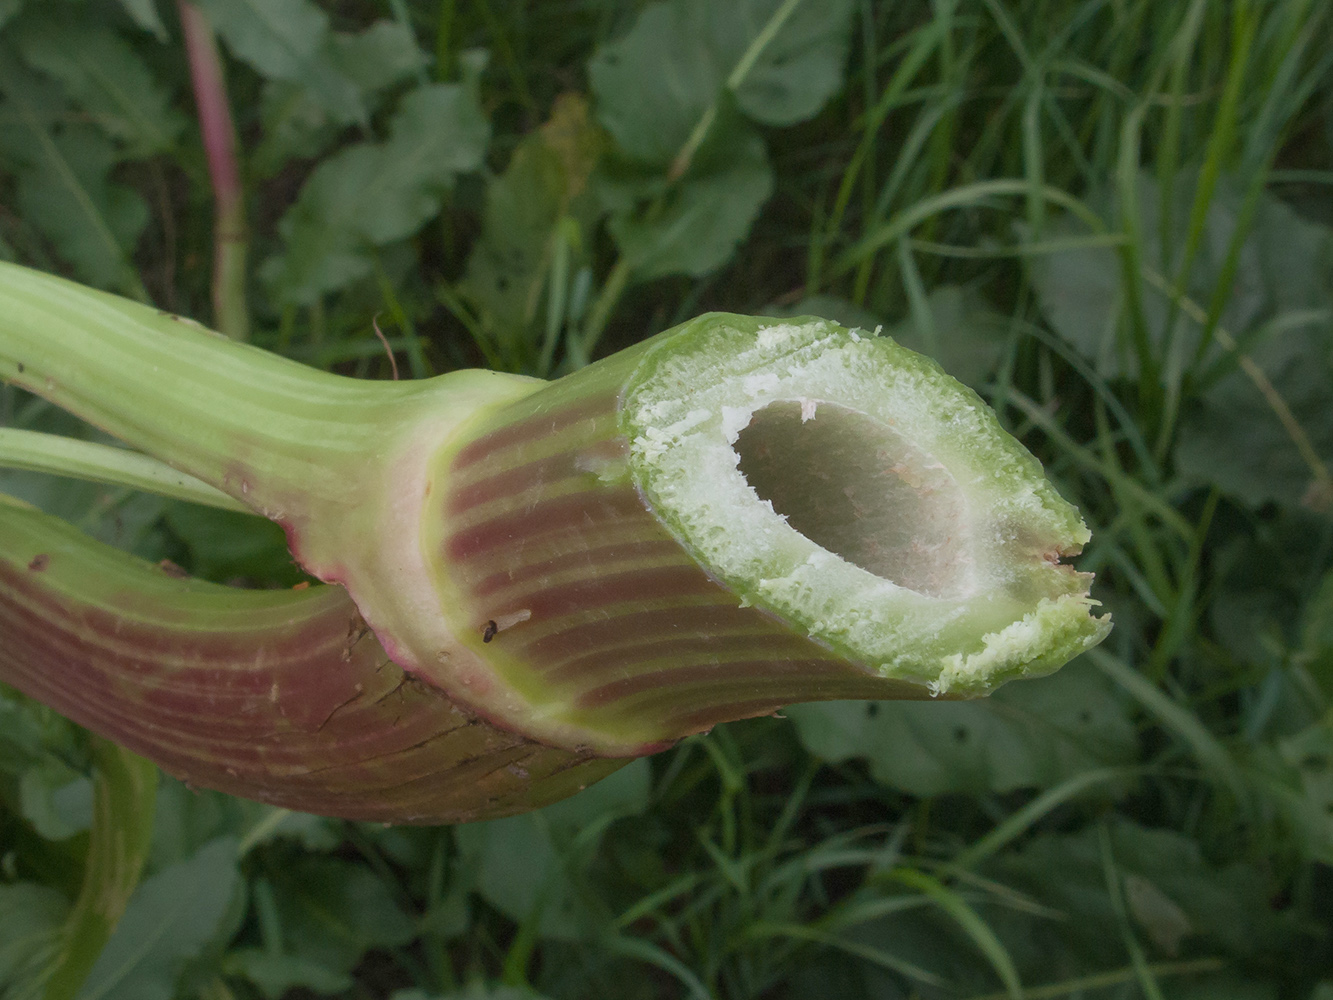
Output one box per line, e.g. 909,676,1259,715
2,0,1333,997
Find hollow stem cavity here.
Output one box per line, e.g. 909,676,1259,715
733,399,974,599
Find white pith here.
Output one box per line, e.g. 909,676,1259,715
626,318,1104,694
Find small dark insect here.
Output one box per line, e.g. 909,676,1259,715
16,362,24,373
158,559,189,578
482,620,498,643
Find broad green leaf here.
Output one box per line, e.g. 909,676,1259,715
251,78,344,178
266,82,489,303
588,0,853,166
1172,182,1333,510
1272,718,1333,863
74,837,241,1000
272,859,417,961
0,689,88,815
230,855,415,995
116,0,168,40
0,0,22,32
191,0,326,78
453,759,650,940
788,658,1136,796
15,19,186,156
887,285,1012,389
328,20,427,93
251,20,427,177
19,769,91,840
731,0,856,126
989,821,1299,967
457,94,602,369
149,775,339,873
0,883,68,996
607,125,773,280
1027,172,1333,510
1210,510,1333,677
1244,739,1331,864
47,741,158,1000
391,987,554,1000
0,571,101,817
460,817,571,935
225,950,351,998
1027,172,1291,378
265,146,381,299
192,0,363,124
162,501,306,585
0,65,147,296
1174,316,1333,510
361,84,491,235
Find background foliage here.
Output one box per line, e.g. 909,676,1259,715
2,0,1333,997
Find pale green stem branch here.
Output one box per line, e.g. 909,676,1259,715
0,428,250,512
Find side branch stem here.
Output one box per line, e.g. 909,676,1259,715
178,1,250,342
0,428,248,511
0,261,427,513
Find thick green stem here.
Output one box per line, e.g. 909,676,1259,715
0,260,537,573
406,313,1110,751
0,263,535,502
0,262,1108,760
421,341,907,751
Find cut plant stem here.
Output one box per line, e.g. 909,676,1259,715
0,262,1109,761
0,495,620,823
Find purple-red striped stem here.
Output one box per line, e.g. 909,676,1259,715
419,348,914,753
0,497,620,824
178,0,249,342
0,263,1108,768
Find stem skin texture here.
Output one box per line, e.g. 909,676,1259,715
0,262,1109,809
0,496,620,824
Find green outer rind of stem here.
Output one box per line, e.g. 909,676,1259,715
0,263,1107,759
0,495,622,824
624,313,1111,697
0,263,904,755
0,261,538,524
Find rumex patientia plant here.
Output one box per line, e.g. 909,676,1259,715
0,261,1109,822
